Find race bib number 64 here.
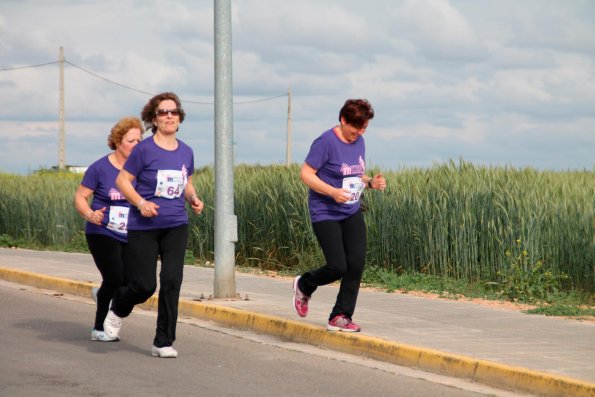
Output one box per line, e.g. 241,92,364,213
155,169,186,199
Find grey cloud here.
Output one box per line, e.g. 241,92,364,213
390,0,488,62
0,0,593,174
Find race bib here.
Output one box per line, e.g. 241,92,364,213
155,169,186,199
342,176,365,205
107,206,129,234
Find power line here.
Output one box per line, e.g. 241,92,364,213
233,93,288,105
64,60,168,99
0,61,59,71
1,59,288,105
66,60,286,105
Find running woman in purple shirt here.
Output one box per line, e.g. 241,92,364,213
292,99,386,332
103,92,204,358
73,116,144,342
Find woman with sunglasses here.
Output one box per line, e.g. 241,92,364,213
292,98,386,332
74,116,144,342
103,92,204,358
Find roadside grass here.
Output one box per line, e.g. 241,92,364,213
359,264,594,319
0,234,22,248
362,265,499,299
525,305,595,318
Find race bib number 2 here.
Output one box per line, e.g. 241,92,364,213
342,176,365,205
155,169,186,199
107,206,129,234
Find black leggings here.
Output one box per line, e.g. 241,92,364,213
86,234,126,331
111,224,188,348
299,210,367,320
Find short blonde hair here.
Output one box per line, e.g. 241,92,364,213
107,117,144,150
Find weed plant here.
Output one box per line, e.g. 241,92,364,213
496,239,568,303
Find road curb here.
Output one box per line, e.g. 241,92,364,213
1,266,594,397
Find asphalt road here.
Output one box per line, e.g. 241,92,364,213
0,280,525,397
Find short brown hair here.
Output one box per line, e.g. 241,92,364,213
339,99,374,129
107,116,144,150
141,92,186,134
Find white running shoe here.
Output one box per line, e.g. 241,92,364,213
151,345,178,358
103,310,122,340
91,287,99,303
91,328,119,342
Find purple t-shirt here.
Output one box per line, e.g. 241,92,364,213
305,128,366,222
81,155,129,243
124,136,194,230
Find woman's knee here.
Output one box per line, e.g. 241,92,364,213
103,272,125,287
346,255,366,278
159,274,183,291
132,280,157,299
326,261,348,280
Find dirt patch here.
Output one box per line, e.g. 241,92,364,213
365,287,595,323
374,288,538,311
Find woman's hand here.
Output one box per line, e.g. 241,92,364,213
188,195,204,215
331,187,352,204
86,207,107,225
368,173,387,191
138,200,159,217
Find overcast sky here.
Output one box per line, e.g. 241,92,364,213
0,0,594,175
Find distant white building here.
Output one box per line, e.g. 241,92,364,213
66,165,88,174
49,165,88,174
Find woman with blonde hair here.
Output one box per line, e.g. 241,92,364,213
74,116,144,341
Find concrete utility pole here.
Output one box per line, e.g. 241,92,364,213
213,0,237,298
286,87,292,166
58,46,65,170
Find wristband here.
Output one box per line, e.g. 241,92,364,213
85,209,93,220
138,199,145,209
368,178,373,189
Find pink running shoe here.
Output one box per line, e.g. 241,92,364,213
292,276,310,317
327,314,361,332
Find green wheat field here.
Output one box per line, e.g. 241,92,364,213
0,161,593,292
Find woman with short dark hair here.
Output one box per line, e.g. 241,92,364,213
293,99,386,332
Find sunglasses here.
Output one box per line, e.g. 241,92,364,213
156,109,181,117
